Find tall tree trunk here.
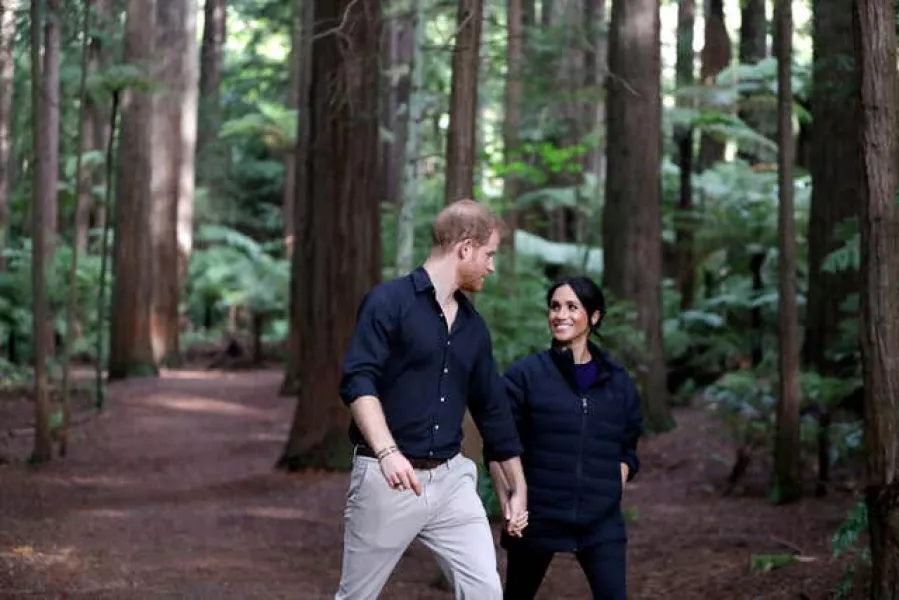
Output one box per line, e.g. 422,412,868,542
583,0,606,184
383,3,413,209
771,0,801,504
674,0,695,310
0,0,15,271
30,0,52,463
855,0,899,594
31,0,56,463
737,0,767,162
282,0,302,257
150,0,198,367
43,0,59,259
444,0,482,204
605,0,673,433
803,0,860,373
197,0,225,189
395,0,425,277
59,0,95,457
444,0,485,462
87,0,112,244
280,0,313,397
278,0,383,469
739,0,766,62
502,0,522,274
109,0,158,380
697,0,730,171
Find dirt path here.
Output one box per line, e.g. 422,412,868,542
0,369,859,599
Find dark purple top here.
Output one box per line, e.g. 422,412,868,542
573,360,598,393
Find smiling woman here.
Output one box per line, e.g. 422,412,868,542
489,275,644,600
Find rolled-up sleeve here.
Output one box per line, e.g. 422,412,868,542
621,377,644,481
339,289,395,405
467,332,523,462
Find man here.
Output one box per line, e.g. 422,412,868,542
335,199,528,599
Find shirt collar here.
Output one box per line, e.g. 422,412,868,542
410,266,476,316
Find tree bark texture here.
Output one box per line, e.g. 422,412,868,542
771,0,801,504
503,0,522,265
150,0,198,366
87,0,113,242
42,0,59,257
109,0,158,379
674,0,695,310
383,3,413,207
739,0,766,63
282,0,303,256
854,0,899,594
444,0,482,203
0,0,15,270
30,0,52,462
697,0,730,170
281,0,313,397
394,0,425,277
604,0,673,433
803,0,861,374
280,0,383,468
197,0,225,185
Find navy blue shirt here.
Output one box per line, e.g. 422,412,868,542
339,266,523,462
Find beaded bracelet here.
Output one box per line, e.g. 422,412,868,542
376,445,398,461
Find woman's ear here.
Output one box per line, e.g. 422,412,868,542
591,312,601,327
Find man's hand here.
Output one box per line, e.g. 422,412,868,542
620,462,629,490
379,451,423,496
505,487,528,537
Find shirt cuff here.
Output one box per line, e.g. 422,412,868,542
622,454,639,482
339,378,379,406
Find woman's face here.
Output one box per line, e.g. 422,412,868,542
547,284,597,346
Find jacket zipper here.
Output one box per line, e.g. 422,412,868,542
573,395,587,526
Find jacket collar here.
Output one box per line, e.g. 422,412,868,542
549,339,618,389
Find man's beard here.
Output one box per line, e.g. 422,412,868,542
458,263,483,293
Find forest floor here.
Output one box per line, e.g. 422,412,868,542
0,368,867,599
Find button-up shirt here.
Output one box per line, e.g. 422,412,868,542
339,266,522,462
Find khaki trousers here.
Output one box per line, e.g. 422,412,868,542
334,452,502,600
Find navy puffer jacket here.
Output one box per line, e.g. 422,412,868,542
501,341,644,552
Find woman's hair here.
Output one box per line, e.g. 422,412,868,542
546,275,607,333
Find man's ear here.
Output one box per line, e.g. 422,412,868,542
458,238,472,260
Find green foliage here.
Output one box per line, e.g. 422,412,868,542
749,553,795,572
220,101,297,153
832,498,870,599
187,225,289,333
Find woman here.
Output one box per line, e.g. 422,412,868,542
490,276,644,600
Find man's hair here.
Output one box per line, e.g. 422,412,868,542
431,199,505,251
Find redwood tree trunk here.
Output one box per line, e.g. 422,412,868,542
30,0,52,462
109,0,158,380
278,0,383,469
280,0,313,397
0,0,16,270
444,0,482,204
697,0,730,171
282,0,303,256
197,0,226,186
854,0,899,594
444,0,485,462
803,0,860,374
151,0,197,367
503,0,522,269
88,0,113,242
674,0,695,309
771,0,801,504
605,0,673,433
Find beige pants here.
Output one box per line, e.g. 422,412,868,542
334,452,502,600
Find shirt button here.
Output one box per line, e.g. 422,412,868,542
434,424,439,430
446,340,451,346
429,451,434,456
440,397,445,402
443,367,448,374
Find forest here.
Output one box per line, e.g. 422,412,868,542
0,0,898,598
